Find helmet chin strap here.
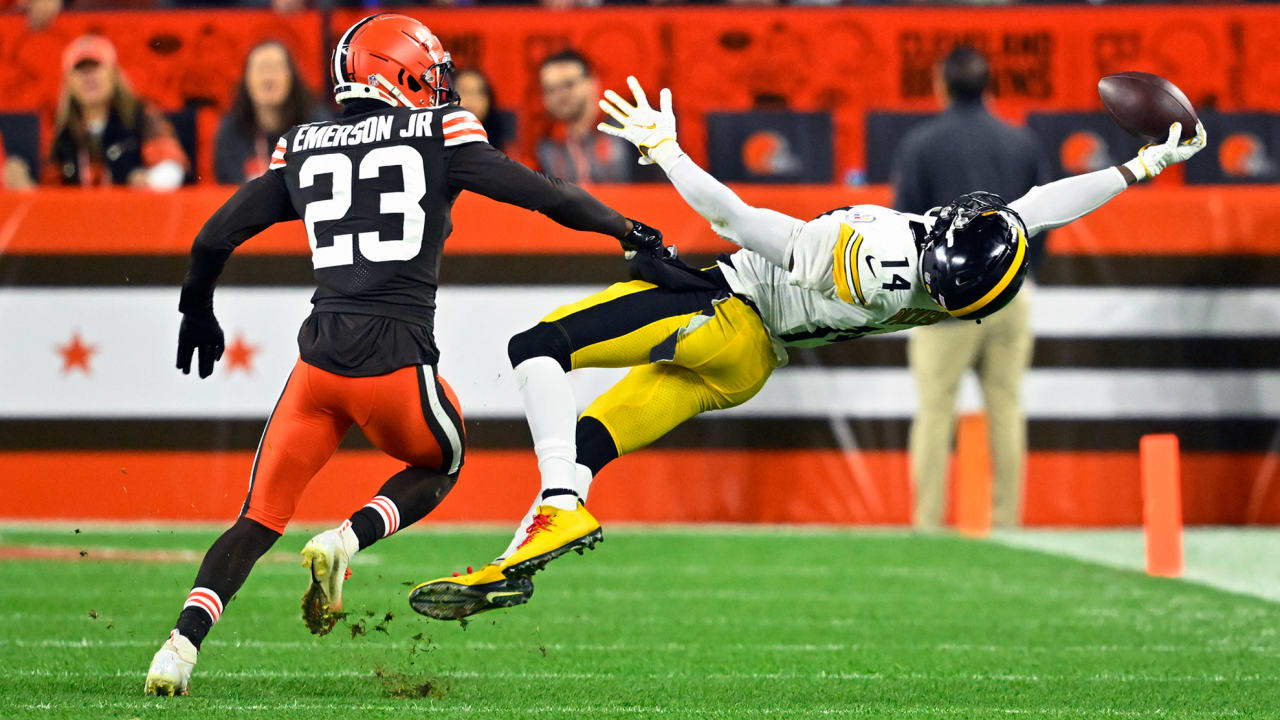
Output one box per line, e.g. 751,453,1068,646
334,73,415,107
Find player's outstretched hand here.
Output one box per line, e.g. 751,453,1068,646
177,312,225,379
597,76,682,167
1124,121,1207,181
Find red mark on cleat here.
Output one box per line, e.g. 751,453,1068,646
517,514,553,549
344,568,352,580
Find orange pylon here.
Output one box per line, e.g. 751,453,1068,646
1140,434,1183,577
955,413,992,538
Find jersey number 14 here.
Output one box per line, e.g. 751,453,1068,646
299,145,426,269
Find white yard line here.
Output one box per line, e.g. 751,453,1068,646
4,668,1271,683
1,637,1275,655
991,528,1280,605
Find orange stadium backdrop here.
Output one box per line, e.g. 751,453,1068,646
2,6,1280,178
0,187,1278,526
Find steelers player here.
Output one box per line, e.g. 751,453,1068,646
409,77,1206,618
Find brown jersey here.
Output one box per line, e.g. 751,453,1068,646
180,99,629,376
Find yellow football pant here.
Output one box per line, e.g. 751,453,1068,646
541,280,778,456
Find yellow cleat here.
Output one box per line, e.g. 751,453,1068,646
408,564,533,621
498,503,603,578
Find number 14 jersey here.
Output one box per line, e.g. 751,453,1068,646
718,205,950,357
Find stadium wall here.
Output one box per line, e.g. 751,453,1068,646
1,187,1277,526
2,6,1279,181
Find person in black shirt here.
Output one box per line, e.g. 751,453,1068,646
891,45,1050,533
213,40,331,184
144,13,665,697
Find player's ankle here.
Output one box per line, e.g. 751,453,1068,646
540,488,581,511
335,520,361,556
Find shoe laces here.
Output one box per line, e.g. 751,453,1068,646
517,513,554,549
451,566,475,578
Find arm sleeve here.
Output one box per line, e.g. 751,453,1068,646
1008,166,1128,238
446,140,628,239
178,169,298,314
661,154,804,268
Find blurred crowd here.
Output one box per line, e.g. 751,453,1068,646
0,5,672,191
5,0,1263,15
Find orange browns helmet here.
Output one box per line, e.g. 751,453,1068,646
332,13,458,109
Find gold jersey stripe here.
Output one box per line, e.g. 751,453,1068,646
949,228,1027,318
833,223,867,306
848,230,867,306
832,223,854,304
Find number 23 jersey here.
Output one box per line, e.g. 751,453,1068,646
275,105,476,326
181,100,628,376
718,205,950,354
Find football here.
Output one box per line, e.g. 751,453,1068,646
1098,71,1199,142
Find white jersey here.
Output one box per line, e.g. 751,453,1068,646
718,204,949,361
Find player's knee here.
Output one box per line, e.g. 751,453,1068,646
394,466,459,496
508,322,571,371
241,506,289,535
576,415,619,476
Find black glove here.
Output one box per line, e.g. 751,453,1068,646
618,219,664,258
177,312,225,379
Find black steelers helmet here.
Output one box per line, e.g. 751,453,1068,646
918,192,1029,321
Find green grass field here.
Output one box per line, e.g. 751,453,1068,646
1,525,1277,719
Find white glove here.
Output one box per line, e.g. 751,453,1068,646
1122,121,1207,181
597,76,685,170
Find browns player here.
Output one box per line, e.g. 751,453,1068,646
144,15,662,696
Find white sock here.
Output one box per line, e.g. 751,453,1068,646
514,356,579,510
495,499,539,564
494,463,596,564
575,463,594,504
334,519,361,557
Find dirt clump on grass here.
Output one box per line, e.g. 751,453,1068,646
374,666,448,699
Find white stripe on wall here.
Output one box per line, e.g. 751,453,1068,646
1,286,1277,420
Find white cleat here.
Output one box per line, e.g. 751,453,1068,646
300,529,353,636
144,630,197,696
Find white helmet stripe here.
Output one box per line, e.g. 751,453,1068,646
333,14,380,84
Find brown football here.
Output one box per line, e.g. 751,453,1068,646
1098,72,1198,142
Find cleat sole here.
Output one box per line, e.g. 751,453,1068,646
502,527,603,579
408,581,532,621
299,546,337,636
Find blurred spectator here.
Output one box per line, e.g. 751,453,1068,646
214,40,327,185
22,0,61,31
535,49,635,183
48,35,188,189
1,135,36,190
892,45,1049,532
455,68,511,152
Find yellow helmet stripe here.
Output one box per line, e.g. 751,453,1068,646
948,227,1026,318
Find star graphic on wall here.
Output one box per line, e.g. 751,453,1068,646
224,333,259,374
56,330,97,376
